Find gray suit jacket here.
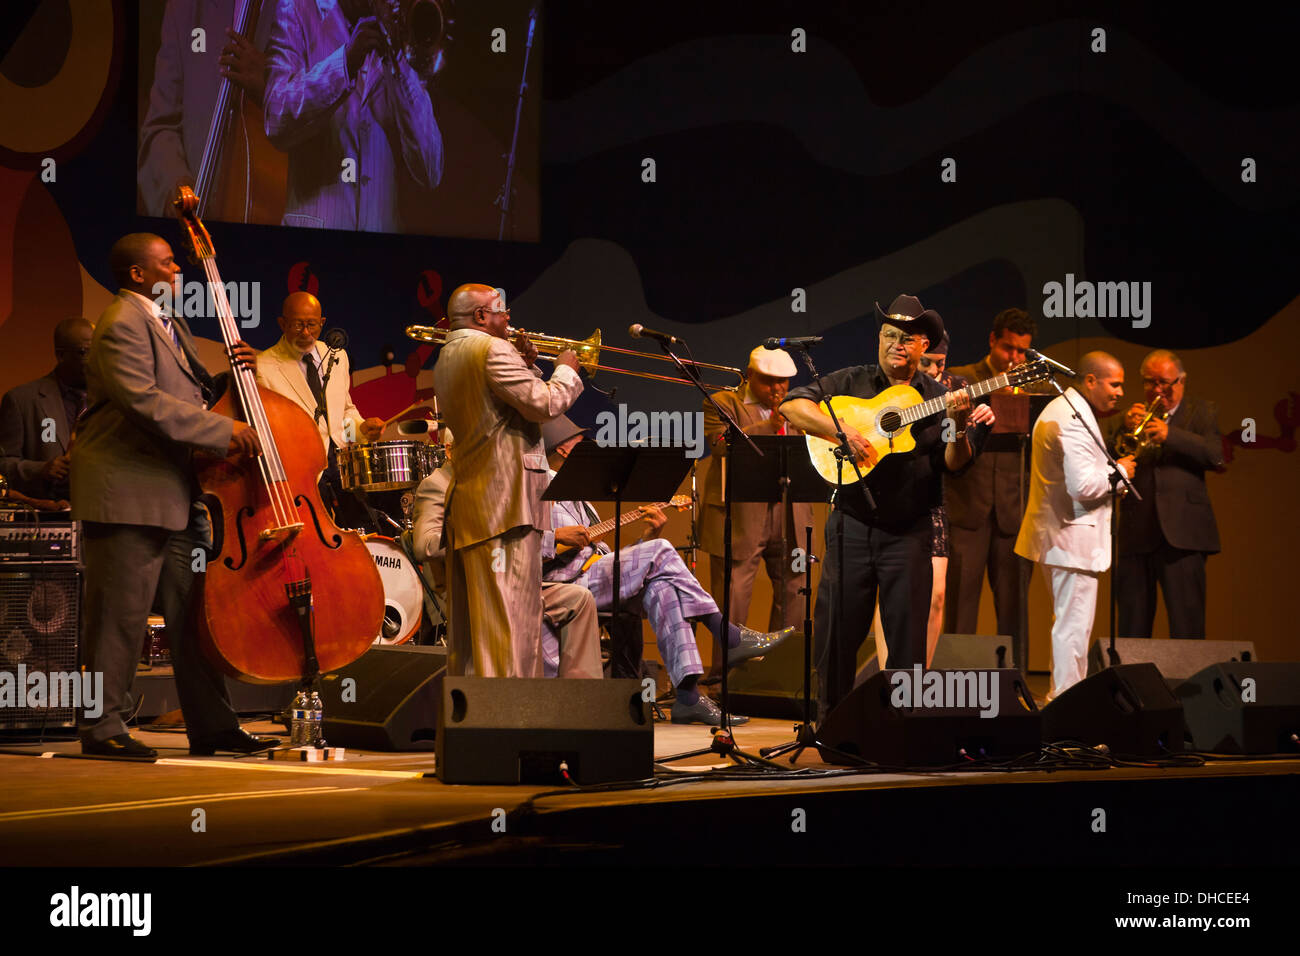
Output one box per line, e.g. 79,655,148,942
71,293,234,531
0,372,72,497
1107,396,1223,555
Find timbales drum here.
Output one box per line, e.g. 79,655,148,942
338,440,443,493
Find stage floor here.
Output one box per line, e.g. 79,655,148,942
2,712,1297,868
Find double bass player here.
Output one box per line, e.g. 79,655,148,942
72,233,276,758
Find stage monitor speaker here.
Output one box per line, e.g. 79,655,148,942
320,644,446,751
817,668,1040,767
437,677,651,784
1040,663,1184,755
932,634,1015,670
728,629,812,719
1087,638,1256,683
729,631,880,717
1176,662,1300,754
0,566,80,732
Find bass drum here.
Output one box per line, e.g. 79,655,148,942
364,535,423,645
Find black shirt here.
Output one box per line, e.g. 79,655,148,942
784,364,986,532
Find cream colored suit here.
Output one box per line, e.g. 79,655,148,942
1015,388,1117,698
432,328,582,677
255,336,363,453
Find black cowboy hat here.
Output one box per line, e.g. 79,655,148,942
873,294,945,348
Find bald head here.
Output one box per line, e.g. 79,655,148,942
1077,350,1125,415
447,283,509,338
279,291,323,351
54,316,93,351
1078,351,1121,382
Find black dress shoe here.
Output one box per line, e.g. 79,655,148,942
670,695,750,726
81,734,157,759
189,727,280,756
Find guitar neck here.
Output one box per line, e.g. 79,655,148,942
900,373,1013,425
588,503,665,540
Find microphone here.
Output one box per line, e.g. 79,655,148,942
1026,348,1076,378
323,328,348,350
628,324,682,346
763,336,823,350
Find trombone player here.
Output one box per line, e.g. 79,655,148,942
1108,350,1225,640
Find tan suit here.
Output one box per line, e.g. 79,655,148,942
411,463,600,678
256,336,363,453
432,328,582,677
701,384,812,630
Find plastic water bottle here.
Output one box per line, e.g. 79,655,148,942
308,692,324,748
290,690,309,746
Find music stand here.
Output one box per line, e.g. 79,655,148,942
727,436,829,759
545,442,692,625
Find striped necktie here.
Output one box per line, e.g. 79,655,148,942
159,314,180,349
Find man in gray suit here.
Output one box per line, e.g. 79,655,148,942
71,233,272,759
0,317,93,502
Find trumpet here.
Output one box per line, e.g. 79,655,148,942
1116,395,1169,456
405,324,745,392
373,0,451,83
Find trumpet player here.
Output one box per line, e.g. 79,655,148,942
1108,350,1225,640
264,0,444,232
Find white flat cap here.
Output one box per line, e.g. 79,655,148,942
748,346,797,378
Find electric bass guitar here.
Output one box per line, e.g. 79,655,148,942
557,495,693,571
805,361,1052,485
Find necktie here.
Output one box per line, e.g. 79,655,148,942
303,353,326,423
159,315,180,349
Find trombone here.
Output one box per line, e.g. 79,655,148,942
405,324,744,392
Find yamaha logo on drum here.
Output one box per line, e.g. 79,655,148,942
373,554,405,570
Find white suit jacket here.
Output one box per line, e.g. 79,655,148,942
1014,388,1117,573
256,336,363,452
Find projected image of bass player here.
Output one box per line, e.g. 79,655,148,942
264,0,445,231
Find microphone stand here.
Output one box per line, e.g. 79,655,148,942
496,2,539,241
649,338,781,769
760,344,871,765
1040,375,1140,668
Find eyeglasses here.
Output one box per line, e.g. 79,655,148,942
287,320,323,332
477,307,510,318
880,330,919,346
1142,375,1184,388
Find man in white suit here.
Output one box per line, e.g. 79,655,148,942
256,291,384,523
1015,352,1135,700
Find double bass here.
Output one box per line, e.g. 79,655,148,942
194,0,287,224
174,187,382,684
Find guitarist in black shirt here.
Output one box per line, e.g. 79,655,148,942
780,295,997,720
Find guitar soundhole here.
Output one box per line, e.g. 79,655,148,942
878,409,902,434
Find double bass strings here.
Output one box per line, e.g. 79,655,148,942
200,256,298,531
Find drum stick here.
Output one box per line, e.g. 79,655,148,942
382,399,438,429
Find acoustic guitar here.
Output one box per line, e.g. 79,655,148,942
558,495,693,572
805,361,1052,485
